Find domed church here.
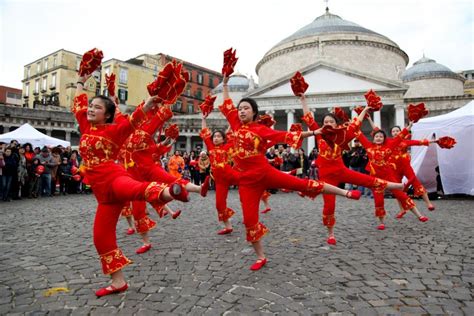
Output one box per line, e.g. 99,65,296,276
229,8,471,151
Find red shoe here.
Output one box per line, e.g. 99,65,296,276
170,183,190,202
396,210,407,219
281,189,292,193
126,228,135,235
297,191,306,198
162,209,169,217
428,204,435,211
217,227,233,235
261,208,271,214
171,210,181,219
327,236,336,245
250,258,267,271
346,190,361,200
288,169,297,176
95,283,128,297
377,223,385,230
419,216,429,222
201,176,210,197
136,244,152,254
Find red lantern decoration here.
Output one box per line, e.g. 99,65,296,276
71,166,78,175
36,165,45,175
72,174,82,182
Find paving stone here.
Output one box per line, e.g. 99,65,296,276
0,193,472,314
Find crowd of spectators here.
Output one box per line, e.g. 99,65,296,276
1,139,371,202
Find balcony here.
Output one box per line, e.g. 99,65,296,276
49,85,56,91
41,89,47,94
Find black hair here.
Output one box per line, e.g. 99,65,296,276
22,142,33,151
373,129,387,142
321,113,340,125
238,97,259,121
92,95,116,123
211,130,226,143
390,125,401,133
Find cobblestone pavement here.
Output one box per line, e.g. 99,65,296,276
0,190,473,315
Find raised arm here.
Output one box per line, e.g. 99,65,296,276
299,95,320,131
223,75,230,100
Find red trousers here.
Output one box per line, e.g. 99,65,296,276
319,165,387,226
213,166,239,222
238,163,323,242
394,160,426,196
89,163,163,274
372,170,415,217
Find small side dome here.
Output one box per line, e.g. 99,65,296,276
402,56,462,82
213,73,250,93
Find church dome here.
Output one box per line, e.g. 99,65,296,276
256,9,409,86
213,73,251,93
402,56,462,82
274,9,398,49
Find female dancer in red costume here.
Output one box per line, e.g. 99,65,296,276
74,73,189,297
356,125,429,225
119,103,209,255
380,122,436,212
200,114,239,235
219,75,361,271
298,95,404,243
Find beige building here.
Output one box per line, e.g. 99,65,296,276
22,49,99,109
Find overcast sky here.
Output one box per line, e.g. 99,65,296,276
1,0,473,89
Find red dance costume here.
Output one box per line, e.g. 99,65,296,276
200,127,239,222
357,129,415,217
73,93,168,275
388,135,430,197
118,105,187,223
220,99,324,242
301,112,388,225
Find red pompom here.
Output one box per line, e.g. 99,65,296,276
72,174,82,182
290,72,309,97
222,48,238,77
437,136,456,149
71,166,78,175
407,103,429,123
147,60,189,105
257,114,276,128
79,48,104,76
353,105,370,119
199,94,217,117
364,89,383,111
333,107,350,123
289,123,303,132
36,165,45,175
164,124,180,139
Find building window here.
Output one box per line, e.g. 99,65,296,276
188,71,193,82
118,88,128,103
26,66,31,79
195,89,202,100
25,83,29,96
7,92,21,99
51,73,56,88
119,68,128,84
208,76,214,88
173,100,182,112
35,79,39,93
42,77,47,91
187,100,194,113
37,62,41,73
185,87,191,97
104,66,110,75
53,55,57,67
44,59,48,71
197,73,203,84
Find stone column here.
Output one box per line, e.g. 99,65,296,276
65,131,71,142
373,111,382,129
286,109,295,131
46,129,52,136
185,135,192,153
395,104,405,128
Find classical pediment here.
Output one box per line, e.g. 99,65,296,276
246,61,408,98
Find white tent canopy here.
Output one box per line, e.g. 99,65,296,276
411,101,474,195
0,123,70,148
